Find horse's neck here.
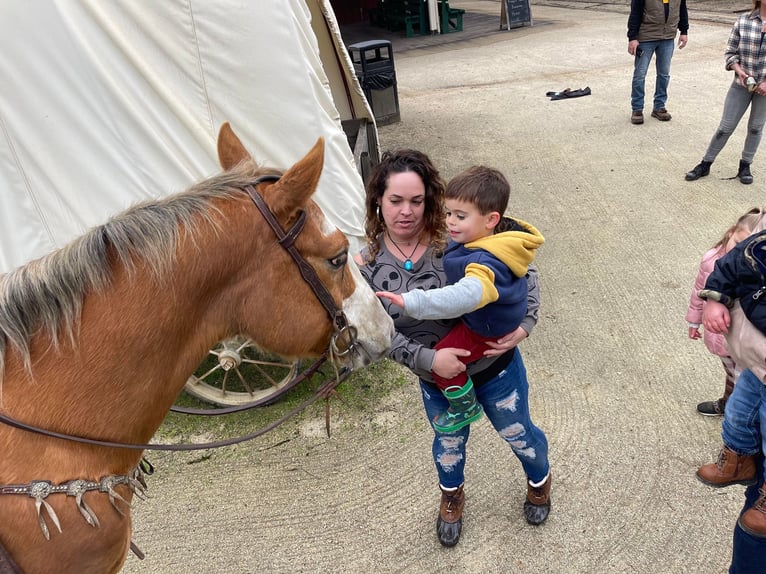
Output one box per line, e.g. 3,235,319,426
2,214,260,476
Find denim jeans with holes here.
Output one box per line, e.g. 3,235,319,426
419,349,550,489
631,38,675,112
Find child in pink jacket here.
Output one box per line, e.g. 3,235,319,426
686,207,765,415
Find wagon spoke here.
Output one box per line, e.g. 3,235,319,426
184,339,301,407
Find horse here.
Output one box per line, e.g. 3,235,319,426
0,123,394,573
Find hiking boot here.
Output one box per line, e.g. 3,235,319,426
739,487,766,538
685,160,712,181
651,108,672,121
432,379,483,433
436,485,464,547
523,473,551,526
696,398,725,416
738,160,754,184
696,446,757,487
631,110,644,124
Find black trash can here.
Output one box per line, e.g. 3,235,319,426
347,40,400,126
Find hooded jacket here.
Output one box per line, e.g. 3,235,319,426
401,217,544,338
699,230,766,336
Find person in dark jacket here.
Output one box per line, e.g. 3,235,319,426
697,218,766,537
627,0,688,124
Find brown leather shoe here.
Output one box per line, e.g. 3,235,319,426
436,485,464,547
524,474,551,525
651,108,672,121
739,487,766,537
631,110,644,125
696,447,757,487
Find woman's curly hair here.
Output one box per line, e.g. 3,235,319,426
363,149,447,261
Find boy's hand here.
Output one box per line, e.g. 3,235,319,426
688,326,701,340
376,291,404,309
703,300,731,334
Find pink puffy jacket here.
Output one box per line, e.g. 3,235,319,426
686,246,729,357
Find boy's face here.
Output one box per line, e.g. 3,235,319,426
445,199,499,244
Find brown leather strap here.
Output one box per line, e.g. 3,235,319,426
244,180,350,333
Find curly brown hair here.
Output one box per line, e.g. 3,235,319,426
363,149,447,260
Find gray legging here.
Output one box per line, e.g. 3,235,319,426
703,79,766,164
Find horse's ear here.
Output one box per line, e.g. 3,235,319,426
270,138,325,217
217,122,251,170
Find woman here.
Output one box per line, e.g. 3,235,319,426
354,149,551,548
686,0,766,185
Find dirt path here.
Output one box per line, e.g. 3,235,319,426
123,4,760,572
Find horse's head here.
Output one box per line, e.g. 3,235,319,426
216,123,393,368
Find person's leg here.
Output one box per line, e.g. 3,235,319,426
432,322,492,390
723,369,762,454
698,369,760,487
731,453,766,573
736,388,766,538
703,82,752,163
652,39,675,112
698,356,737,415
420,379,471,546
477,350,551,525
740,91,766,163
432,323,493,432
631,41,656,112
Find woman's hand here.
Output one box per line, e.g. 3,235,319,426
703,300,731,334
483,326,529,357
431,348,470,380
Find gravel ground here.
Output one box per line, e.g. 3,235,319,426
122,2,763,572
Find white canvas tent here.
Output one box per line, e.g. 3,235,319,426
0,0,376,273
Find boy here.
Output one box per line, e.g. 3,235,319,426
697,217,766,537
377,166,544,432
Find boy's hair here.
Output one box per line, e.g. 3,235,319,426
446,166,510,216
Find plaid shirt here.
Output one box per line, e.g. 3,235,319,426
725,10,766,82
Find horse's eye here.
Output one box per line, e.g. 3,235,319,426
329,252,348,269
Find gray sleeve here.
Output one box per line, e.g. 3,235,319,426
400,276,483,320
519,264,540,335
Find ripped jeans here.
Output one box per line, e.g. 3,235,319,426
419,349,550,489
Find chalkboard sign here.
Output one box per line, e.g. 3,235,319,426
501,0,532,30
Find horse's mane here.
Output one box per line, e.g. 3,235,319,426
0,161,279,381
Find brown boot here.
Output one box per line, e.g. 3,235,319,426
436,485,464,547
523,473,551,525
739,487,766,537
696,447,757,488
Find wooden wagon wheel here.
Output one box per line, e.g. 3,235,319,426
185,337,301,406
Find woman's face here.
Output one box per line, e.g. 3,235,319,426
379,171,426,239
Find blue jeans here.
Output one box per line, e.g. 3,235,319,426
631,39,675,112
419,350,550,489
722,369,766,471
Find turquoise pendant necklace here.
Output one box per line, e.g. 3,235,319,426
387,232,419,271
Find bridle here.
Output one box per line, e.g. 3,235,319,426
244,175,359,360
0,175,362,451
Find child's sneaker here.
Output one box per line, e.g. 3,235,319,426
696,398,724,416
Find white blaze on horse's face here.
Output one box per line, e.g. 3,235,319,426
342,257,394,367
316,210,393,367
